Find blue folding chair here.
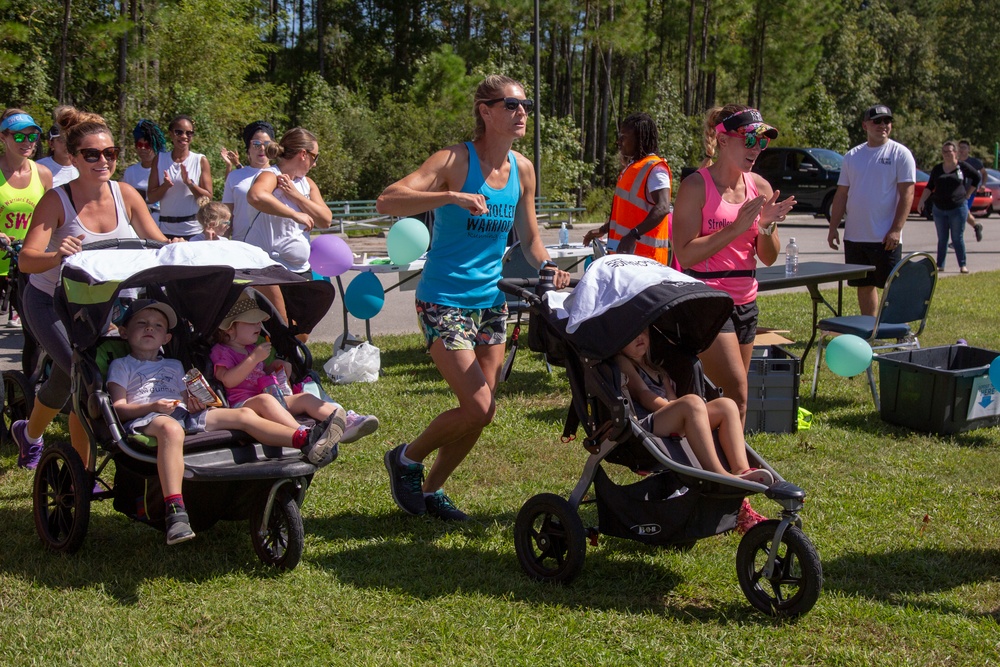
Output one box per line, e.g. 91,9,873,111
810,252,937,410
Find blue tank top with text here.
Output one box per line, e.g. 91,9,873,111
416,142,520,308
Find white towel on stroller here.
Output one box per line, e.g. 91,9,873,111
63,241,280,282
555,255,701,333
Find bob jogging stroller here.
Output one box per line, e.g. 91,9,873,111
498,254,822,617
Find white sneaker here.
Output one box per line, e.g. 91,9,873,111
341,410,379,444
7,312,21,328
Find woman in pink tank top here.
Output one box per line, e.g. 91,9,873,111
672,105,795,426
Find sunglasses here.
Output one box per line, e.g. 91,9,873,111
484,97,534,113
870,117,892,125
304,149,318,164
8,132,40,143
172,129,195,137
78,147,121,163
725,132,770,150
135,140,152,150
250,140,271,148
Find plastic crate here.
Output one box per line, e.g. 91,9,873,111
876,345,1000,435
745,345,800,434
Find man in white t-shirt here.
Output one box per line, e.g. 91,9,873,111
828,104,916,315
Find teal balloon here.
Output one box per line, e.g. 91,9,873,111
344,272,385,320
989,356,1000,388
825,335,873,377
386,217,430,265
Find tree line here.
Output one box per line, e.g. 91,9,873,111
1,0,996,212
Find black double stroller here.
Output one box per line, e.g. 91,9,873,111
499,256,823,617
32,239,338,570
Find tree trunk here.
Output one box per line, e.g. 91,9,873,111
683,0,696,115
317,0,324,76
57,0,72,104
696,0,710,114
117,0,128,144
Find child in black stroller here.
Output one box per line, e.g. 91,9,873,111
499,254,823,617
32,239,346,570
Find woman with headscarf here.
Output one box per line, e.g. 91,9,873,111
121,119,168,227
146,114,213,239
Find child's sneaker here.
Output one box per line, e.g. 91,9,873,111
425,489,470,522
165,509,196,545
737,467,774,487
341,410,379,444
384,443,426,515
301,406,346,465
736,498,766,535
13,420,42,470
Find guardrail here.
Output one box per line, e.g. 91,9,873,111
323,198,587,234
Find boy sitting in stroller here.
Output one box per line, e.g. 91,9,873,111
107,299,344,545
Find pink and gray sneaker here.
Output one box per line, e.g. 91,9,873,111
13,420,42,470
341,410,379,444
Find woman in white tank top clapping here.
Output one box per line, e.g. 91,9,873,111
146,114,213,240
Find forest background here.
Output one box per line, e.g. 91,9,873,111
1,0,996,213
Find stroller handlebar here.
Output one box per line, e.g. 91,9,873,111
81,238,167,252
497,275,579,307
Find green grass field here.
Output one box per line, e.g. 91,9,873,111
2,273,999,665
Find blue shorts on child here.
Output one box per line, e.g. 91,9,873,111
126,405,210,438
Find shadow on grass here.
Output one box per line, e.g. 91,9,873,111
0,506,290,605
304,510,788,625
824,546,1000,618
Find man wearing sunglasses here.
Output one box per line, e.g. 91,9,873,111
584,113,673,264
827,104,916,316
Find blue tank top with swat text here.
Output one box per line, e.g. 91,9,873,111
416,141,519,308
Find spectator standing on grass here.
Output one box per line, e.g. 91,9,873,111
224,121,275,242
916,140,980,274
582,113,673,264
957,140,987,242
121,119,168,227
36,124,78,187
671,105,793,424
376,74,571,521
146,114,213,240
827,104,915,316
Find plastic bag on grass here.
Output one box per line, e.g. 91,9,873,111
324,342,380,384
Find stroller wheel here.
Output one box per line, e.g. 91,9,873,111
514,493,586,584
33,442,92,554
2,370,33,444
250,487,304,571
736,519,823,618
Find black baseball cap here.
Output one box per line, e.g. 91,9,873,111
864,105,893,122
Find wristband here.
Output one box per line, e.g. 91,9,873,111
627,228,641,241
758,220,777,236
540,260,558,270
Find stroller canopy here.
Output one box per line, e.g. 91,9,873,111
555,255,734,360
57,241,335,348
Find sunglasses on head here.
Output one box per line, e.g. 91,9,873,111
78,147,121,163
8,131,40,144
870,117,892,125
484,97,534,113
725,131,770,150
250,140,271,148
172,129,194,137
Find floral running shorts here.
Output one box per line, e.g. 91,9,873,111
415,299,509,351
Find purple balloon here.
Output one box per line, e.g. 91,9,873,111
309,234,354,277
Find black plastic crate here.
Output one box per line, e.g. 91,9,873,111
877,345,1000,435
745,345,800,434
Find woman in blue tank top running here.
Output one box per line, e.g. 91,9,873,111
376,75,570,521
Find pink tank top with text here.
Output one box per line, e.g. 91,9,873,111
688,168,760,305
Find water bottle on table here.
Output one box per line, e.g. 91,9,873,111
558,221,569,247
785,237,798,277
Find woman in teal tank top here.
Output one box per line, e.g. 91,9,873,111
375,75,570,521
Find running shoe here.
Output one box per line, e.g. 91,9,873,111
425,489,470,522
13,420,42,470
384,443,426,515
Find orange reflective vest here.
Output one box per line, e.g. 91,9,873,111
608,155,672,265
